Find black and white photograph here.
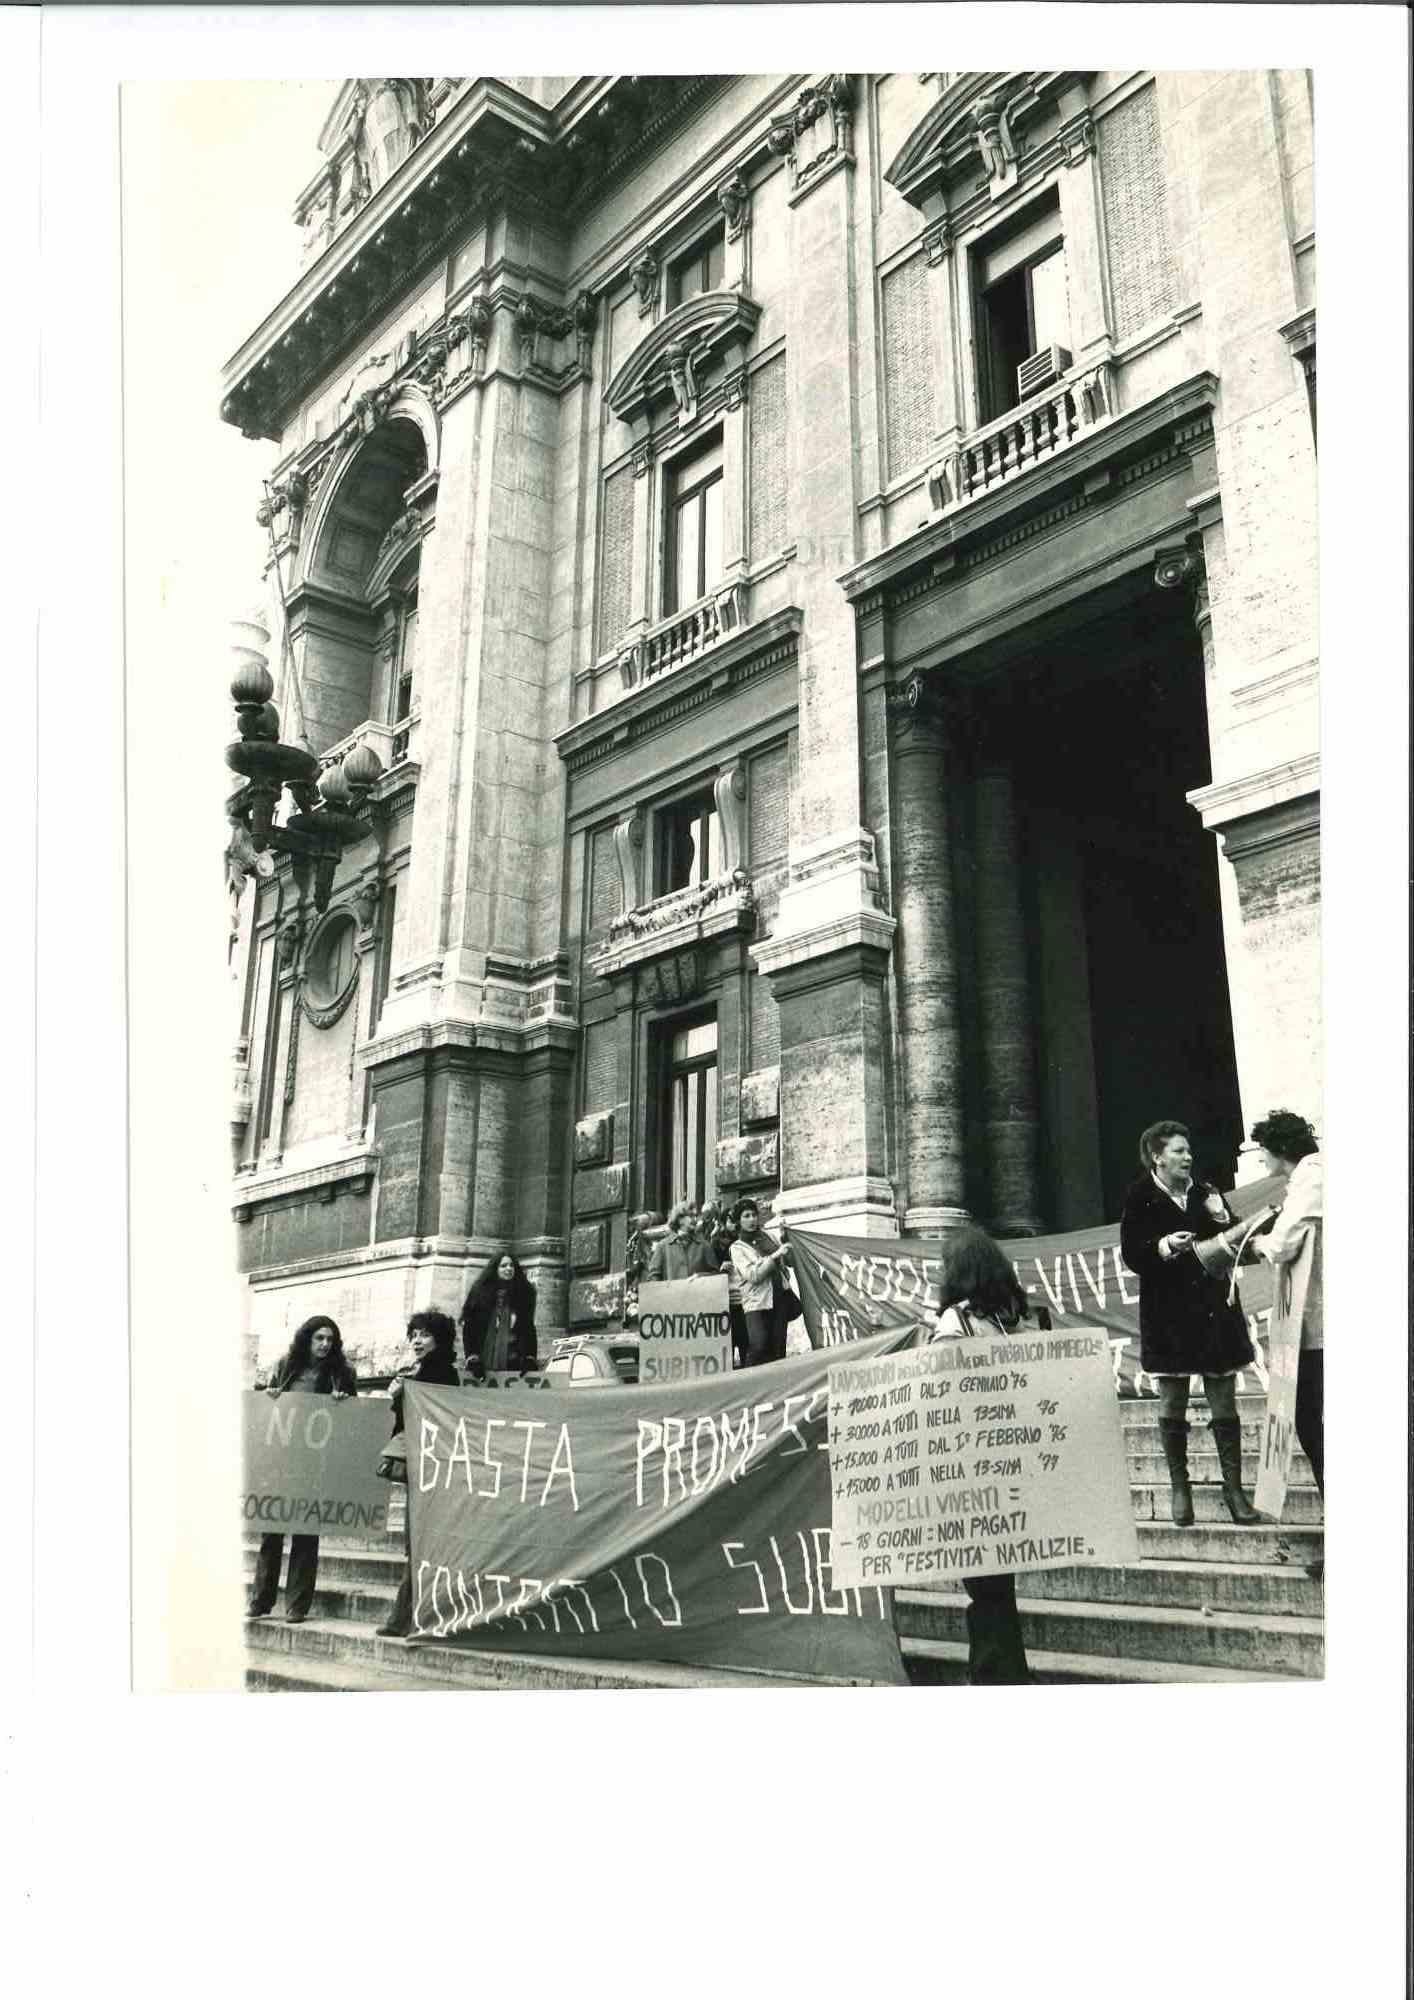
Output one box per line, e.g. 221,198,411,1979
17,4,1409,1990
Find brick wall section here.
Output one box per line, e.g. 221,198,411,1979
1100,84,1179,339
581,1016,617,1116
597,463,634,655
881,252,934,478
748,352,789,561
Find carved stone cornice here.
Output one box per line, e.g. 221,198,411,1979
222,75,728,441
604,289,763,429
590,873,756,983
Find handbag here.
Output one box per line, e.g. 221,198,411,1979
376,1432,408,1484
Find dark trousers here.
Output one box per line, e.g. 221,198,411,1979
963,1573,1030,1685
249,1533,319,1617
1295,1348,1324,1496
744,1308,784,1368
729,1303,750,1368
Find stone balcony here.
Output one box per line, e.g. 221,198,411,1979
318,713,422,787
926,358,1115,513
612,578,748,693
588,870,756,982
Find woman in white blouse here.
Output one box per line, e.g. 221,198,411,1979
1251,1109,1323,1579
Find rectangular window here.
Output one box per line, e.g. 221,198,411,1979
667,228,726,309
664,433,724,615
976,203,1070,420
658,1014,719,1212
656,790,720,895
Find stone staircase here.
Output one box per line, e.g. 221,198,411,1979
244,1390,1322,1691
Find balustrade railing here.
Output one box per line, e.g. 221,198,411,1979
931,365,1114,511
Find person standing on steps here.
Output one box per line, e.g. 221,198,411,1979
729,1199,791,1367
247,1315,358,1625
1250,1109,1324,1582
1120,1121,1273,1529
647,1199,716,1282
459,1249,538,1381
375,1310,461,1639
929,1227,1034,1686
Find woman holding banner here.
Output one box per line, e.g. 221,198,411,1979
247,1315,358,1624
929,1228,1033,1686
460,1250,538,1381
1250,1110,1323,1579
1120,1121,1267,1528
375,1310,461,1639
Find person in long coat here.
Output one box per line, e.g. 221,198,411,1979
376,1310,461,1639
1119,1120,1270,1526
247,1315,358,1623
459,1250,538,1379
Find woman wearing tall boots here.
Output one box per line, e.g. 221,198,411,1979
1120,1121,1269,1528
246,1315,358,1623
1250,1109,1324,1580
928,1227,1033,1686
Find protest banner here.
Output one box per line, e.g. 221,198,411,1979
637,1275,733,1383
827,1322,1139,1589
242,1392,393,1538
1253,1229,1315,1519
400,1334,913,1681
791,1174,1282,1397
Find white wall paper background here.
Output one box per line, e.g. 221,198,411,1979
22,5,1409,1989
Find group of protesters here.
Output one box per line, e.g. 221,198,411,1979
628,1194,800,1368
246,1103,1324,1683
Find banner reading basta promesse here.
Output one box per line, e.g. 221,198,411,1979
402,1334,912,1682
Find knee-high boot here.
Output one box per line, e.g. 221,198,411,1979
1212,1417,1261,1524
1158,1418,1194,1527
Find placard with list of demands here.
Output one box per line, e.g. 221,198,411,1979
827,1323,1139,1588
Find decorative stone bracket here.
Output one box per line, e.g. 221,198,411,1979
767,74,855,199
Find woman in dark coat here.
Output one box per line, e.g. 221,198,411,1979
247,1315,358,1624
1119,1120,1267,1526
376,1309,461,1639
459,1250,538,1380
928,1227,1033,1686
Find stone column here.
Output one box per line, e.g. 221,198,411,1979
969,719,1044,1236
888,675,968,1234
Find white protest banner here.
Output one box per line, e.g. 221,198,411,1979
827,1323,1139,1588
1253,1230,1314,1520
637,1275,733,1384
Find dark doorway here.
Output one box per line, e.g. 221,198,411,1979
980,587,1244,1225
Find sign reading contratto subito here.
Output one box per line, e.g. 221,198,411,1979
827,1324,1138,1588
637,1275,733,1384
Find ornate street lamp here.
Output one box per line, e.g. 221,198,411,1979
224,610,382,915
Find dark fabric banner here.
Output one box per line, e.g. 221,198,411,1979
403,1335,912,1683
790,1177,1282,1398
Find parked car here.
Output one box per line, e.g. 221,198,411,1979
541,1335,640,1387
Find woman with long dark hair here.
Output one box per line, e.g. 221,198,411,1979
246,1315,358,1624
459,1250,538,1380
1120,1120,1266,1527
376,1309,461,1639
929,1227,1032,1686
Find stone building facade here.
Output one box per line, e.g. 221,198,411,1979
221,71,1318,1376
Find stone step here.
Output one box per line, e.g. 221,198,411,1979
1129,1481,1322,1525
242,1613,861,1689
1010,1556,1321,1617
1135,1520,1322,1565
245,1650,472,1694
894,1589,1323,1678
1126,1445,1315,1485
900,1638,1302,1687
